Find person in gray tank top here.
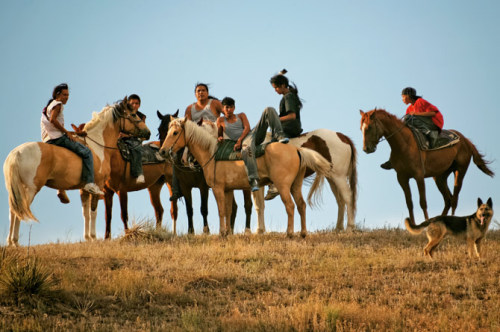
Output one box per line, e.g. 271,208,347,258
217,97,288,192
170,83,223,201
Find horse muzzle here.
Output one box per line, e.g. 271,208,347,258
363,144,377,154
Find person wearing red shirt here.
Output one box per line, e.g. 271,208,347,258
381,87,444,170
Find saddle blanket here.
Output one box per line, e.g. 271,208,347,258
117,140,166,164
214,140,267,161
409,127,460,151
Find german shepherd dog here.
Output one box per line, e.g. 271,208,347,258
405,198,493,258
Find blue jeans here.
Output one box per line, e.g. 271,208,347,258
120,137,143,178
47,135,95,183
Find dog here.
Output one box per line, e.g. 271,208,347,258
405,198,493,258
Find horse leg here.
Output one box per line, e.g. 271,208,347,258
291,174,307,238
230,196,238,233
200,186,210,234
118,191,129,233
397,174,416,226
327,178,345,231
415,177,429,220
104,187,114,239
7,210,21,247
276,184,295,237
166,183,178,235
80,191,91,241
148,181,164,229
451,169,468,215
251,188,265,234
225,190,234,235
184,189,195,234
243,189,253,234
212,187,227,236
434,172,452,216
90,194,99,240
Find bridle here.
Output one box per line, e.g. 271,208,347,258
368,114,406,145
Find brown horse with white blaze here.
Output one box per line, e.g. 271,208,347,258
160,118,332,237
360,108,494,225
4,97,151,246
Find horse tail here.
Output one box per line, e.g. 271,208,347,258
3,148,38,221
404,217,430,235
344,134,358,217
297,147,331,207
463,136,495,177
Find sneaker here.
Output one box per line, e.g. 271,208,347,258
136,174,145,184
57,190,70,204
83,183,104,196
264,187,279,200
250,179,260,192
380,160,393,170
278,137,289,144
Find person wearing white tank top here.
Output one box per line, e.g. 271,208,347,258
169,83,223,201
41,83,103,199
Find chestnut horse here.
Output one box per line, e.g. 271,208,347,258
4,98,151,246
160,118,332,237
102,110,177,239
360,108,494,225
157,111,253,235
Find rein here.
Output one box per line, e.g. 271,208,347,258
376,115,406,143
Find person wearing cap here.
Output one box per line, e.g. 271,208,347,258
380,87,444,170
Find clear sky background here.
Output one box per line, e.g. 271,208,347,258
1,1,499,245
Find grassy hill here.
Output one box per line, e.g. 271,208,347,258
1,226,499,331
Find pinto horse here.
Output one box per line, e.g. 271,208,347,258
101,111,177,239
199,121,358,232
160,118,332,237
360,108,494,225
157,111,253,235
4,97,151,246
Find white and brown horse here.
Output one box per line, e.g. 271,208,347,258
4,97,150,246
200,121,358,232
160,118,332,237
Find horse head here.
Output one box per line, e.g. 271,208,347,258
115,96,151,140
159,117,187,158
157,109,179,144
360,109,384,153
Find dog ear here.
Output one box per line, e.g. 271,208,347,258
478,198,483,207
487,197,493,209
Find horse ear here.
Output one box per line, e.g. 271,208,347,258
169,115,175,122
478,197,483,207
174,109,179,117
487,197,493,208
123,96,128,105
157,110,163,119
359,110,365,116
197,118,203,126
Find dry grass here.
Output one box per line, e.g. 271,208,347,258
0,226,499,331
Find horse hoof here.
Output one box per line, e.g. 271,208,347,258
286,232,294,238
203,226,210,234
244,228,252,234
257,228,265,234
300,231,307,238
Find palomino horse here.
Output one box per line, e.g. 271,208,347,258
199,121,358,232
160,118,332,237
101,111,177,239
4,97,151,246
360,108,494,225
157,111,253,235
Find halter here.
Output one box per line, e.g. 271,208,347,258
371,115,406,144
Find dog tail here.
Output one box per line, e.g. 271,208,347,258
404,217,430,235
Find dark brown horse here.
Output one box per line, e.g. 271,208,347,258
157,111,253,234
360,108,494,225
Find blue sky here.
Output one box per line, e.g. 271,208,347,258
1,1,499,245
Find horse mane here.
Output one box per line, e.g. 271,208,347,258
84,104,117,132
173,118,218,154
369,108,403,124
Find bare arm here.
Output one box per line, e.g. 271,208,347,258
216,117,225,142
234,113,251,150
279,112,296,121
49,105,75,141
184,105,192,121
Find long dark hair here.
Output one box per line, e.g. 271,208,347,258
194,82,219,100
45,83,69,108
270,69,302,109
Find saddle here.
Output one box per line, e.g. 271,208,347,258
408,126,460,151
214,140,268,161
117,140,165,164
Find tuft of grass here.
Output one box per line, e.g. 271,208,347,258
120,219,174,244
0,256,58,306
